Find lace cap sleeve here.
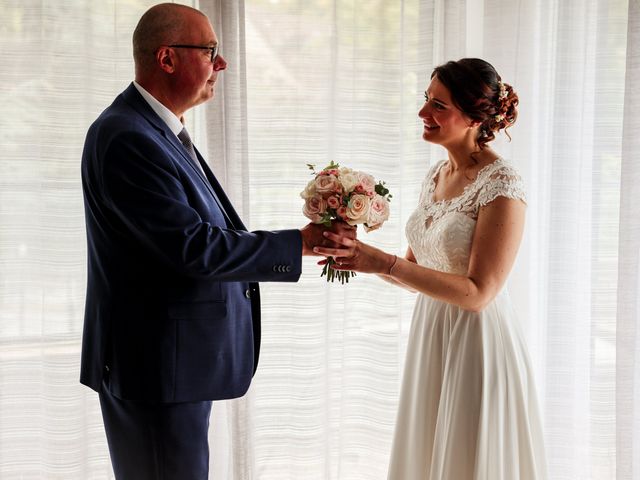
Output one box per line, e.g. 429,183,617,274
477,162,527,207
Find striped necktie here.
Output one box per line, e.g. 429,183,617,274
177,128,204,175
177,127,234,228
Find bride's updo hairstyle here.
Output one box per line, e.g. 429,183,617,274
431,58,519,149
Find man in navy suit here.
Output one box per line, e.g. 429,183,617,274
80,3,348,479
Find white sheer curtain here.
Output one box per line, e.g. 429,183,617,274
617,0,640,476
0,1,639,479
478,0,628,477
240,0,638,479
0,1,146,478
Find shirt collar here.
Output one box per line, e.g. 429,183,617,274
133,81,184,136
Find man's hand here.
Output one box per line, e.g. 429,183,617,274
300,221,357,256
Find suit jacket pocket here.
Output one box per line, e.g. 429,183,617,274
170,298,254,401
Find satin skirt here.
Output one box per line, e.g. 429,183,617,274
387,292,547,480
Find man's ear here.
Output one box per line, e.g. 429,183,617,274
156,47,176,74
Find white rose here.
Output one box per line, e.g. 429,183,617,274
339,172,359,193
345,194,371,225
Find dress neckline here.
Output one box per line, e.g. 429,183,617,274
429,157,504,205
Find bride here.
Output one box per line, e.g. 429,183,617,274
315,58,547,479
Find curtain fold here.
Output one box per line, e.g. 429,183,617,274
617,0,640,478
201,0,251,218
0,1,149,477
481,0,628,477
199,4,254,478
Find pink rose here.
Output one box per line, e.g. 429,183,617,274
354,172,376,196
315,174,342,196
303,194,327,223
326,195,342,210
336,206,348,221
345,194,370,225
365,194,390,231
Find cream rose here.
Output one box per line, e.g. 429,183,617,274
340,172,359,192
345,194,371,225
300,180,317,200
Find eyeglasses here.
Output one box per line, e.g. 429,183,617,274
168,44,219,63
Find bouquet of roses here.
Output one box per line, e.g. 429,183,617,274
300,161,392,283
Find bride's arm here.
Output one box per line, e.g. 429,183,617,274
376,247,418,293
316,196,525,312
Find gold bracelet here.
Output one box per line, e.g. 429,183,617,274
388,255,399,276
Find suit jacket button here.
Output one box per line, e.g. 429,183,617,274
104,365,110,373
245,289,251,299
285,266,291,272
272,265,277,272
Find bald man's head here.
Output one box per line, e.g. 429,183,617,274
132,3,207,72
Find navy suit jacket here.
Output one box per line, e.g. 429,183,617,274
80,83,302,403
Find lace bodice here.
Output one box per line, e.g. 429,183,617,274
405,158,526,274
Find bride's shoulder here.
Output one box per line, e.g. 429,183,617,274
483,157,523,182
477,158,527,205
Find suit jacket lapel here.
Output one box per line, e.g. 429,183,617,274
195,152,246,231
121,83,240,230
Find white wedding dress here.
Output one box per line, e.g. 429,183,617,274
387,158,547,480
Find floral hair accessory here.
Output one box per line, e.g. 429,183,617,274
498,81,508,100
494,114,505,122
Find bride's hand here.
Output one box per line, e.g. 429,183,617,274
314,231,396,275
330,220,357,241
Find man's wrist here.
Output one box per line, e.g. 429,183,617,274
300,225,317,256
